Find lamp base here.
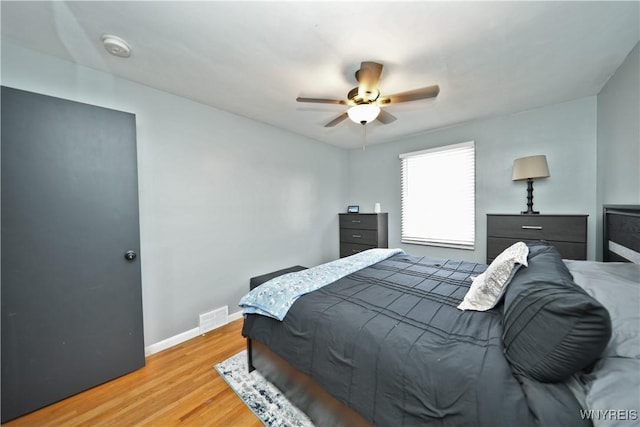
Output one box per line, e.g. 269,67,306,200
521,178,542,215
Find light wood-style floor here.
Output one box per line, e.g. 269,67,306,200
2,319,262,427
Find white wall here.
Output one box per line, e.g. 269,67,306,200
1,42,349,346
348,97,598,262
596,42,640,258
597,42,640,205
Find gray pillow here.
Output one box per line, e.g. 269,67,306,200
502,242,612,383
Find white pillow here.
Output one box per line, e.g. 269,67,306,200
457,242,529,311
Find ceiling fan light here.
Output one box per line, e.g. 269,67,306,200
348,104,380,125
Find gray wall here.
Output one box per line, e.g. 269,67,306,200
348,97,598,262
1,42,349,346
596,42,640,258
3,39,636,348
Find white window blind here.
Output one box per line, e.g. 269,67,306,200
399,141,475,249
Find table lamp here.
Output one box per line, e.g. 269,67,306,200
512,155,550,214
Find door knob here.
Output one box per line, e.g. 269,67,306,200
124,250,137,261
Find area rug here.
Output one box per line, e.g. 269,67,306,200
214,350,314,427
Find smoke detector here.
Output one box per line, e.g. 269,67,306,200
101,34,131,58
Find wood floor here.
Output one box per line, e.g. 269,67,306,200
2,319,262,427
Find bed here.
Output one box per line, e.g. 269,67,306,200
241,206,639,426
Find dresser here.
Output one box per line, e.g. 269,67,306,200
486,214,588,263
339,213,388,258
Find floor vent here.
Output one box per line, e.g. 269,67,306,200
199,306,228,335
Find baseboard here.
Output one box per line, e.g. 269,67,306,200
145,309,244,356
228,309,243,322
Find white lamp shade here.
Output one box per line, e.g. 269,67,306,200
512,155,550,181
348,104,381,124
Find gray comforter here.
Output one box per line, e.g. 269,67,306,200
243,253,588,426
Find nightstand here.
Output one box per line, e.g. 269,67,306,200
486,214,587,263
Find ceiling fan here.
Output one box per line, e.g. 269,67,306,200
296,61,440,127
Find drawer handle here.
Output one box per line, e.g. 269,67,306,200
352,234,362,238
522,225,543,230
351,220,361,223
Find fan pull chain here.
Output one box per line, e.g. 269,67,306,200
362,123,367,151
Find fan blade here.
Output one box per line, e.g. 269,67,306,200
297,97,348,105
324,112,348,127
354,62,384,102
376,109,397,125
356,61,383,86
380,85,440,104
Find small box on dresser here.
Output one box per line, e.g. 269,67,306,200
339,213,388,258
486,214,588,263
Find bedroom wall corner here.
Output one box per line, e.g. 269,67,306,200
596,42,640,260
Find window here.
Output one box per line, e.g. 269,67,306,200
399,141,475,249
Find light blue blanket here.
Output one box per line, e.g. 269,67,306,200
239,248,404,321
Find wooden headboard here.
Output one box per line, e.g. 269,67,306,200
603,205,640,263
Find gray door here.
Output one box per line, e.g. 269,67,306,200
1,87,145,422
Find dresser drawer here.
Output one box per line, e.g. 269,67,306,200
339,214,379,230
487,237,586,263
340,229,378,245
340,242,376,258
487,215,587,243
486,214,588,263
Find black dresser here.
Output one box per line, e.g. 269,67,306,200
339,213,388,258
486,214,588,263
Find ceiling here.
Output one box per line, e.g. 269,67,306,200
1,1,638,149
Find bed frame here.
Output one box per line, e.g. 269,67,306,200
603,205,640,263
252,340,371,427
247,205,640,427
